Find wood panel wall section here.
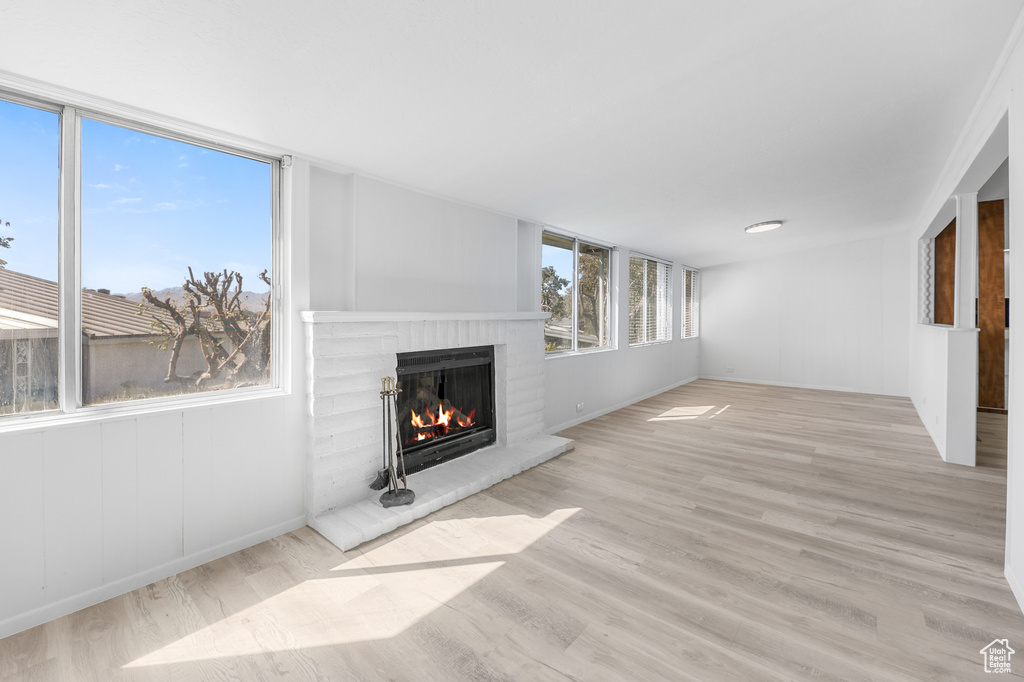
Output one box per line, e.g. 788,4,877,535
933,219,956,326
979,199,1006,410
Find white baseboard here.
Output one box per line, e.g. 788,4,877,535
1006,564,1024,617
699,374,909,398
0,515,307,640
545,375,699,434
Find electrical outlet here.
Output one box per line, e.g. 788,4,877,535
576,402,584,413
726,366,735,374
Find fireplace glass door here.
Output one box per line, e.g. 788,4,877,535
396,346,496,473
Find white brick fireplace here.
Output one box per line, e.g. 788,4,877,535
300,311,572,550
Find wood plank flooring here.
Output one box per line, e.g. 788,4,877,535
978,411,1008,469
2,379,1022,681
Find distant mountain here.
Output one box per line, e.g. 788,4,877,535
119,286,271,312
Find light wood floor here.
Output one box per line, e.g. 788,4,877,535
978,411,1009,469
2,380,1022,681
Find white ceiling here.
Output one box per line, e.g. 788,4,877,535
1,0,1021,267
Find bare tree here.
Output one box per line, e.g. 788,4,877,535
140,268,271,390
576,248,607,342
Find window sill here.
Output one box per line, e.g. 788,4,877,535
544,346,617,360
628,339,674,348
0,385,288,435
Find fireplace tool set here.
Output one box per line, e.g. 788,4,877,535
370,376,416,507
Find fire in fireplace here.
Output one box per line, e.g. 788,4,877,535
396,345,496,474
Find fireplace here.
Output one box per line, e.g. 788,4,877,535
396,345,496,474
302,311,569,549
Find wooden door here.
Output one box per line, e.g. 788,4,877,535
934,219,956,326
978,200,1005,410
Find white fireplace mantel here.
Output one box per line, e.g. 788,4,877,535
302,309,571,551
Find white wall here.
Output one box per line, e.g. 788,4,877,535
0,396,305,636
908,324,977,464
308,166,355,311
1009,86,1024,609
700,233,911,396
349,176,519,313
545,249,701,432
904,14,1024,612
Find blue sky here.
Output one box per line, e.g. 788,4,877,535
0,98,272,294
542,242,573,289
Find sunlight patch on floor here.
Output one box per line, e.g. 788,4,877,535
648,405,716,421
123,507,580,668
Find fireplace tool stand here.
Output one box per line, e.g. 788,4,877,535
376,376,415,508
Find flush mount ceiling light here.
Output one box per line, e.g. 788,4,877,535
744,220,783,234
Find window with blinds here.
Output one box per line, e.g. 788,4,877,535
682,267,700,339
628,254,672,345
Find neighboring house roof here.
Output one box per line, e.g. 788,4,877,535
0,307,57,334
0,268,169,339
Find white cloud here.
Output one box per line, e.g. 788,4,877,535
89,182,128,191
178,163,189,168
113,197,142,205
122,201,177,214
113,163,127,172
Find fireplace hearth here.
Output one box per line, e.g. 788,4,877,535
396,345,496,473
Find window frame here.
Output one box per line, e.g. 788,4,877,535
681,265,700,340
541,230,615,356
628,252,673,347
0,87,286,426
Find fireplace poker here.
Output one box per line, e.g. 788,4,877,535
377,376,415,508
369,376,391,491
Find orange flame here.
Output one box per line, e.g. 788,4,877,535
407,402,476,443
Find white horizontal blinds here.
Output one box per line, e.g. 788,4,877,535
629,254,671,345
647,259,671,342
682,267,699,339
628,255,645,345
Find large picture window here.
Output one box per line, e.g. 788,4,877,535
628,254,672,346
681,266,699,339
0,91,279,420
541,232,611,353
81,118,274,405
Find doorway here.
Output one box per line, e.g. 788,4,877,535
977,160,1009,468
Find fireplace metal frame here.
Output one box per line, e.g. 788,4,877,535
396,345,496,474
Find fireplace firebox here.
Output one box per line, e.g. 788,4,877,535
396,345,496,474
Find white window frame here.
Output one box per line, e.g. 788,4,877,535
681,265,700,339
628,252,673,347
542,230,615,356
0,86,286,426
